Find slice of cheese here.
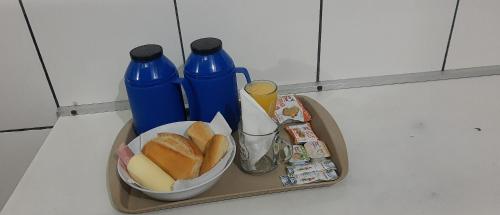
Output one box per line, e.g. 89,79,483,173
127,153,175,192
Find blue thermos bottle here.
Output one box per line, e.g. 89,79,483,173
124,44,186,134
182,38,251,131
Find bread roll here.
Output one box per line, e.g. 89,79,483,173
186,121,214,153
127,153,175,192
142,133,203,179
200,135,229,175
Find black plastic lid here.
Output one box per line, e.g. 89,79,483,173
130,44,163,61
190,37,222,55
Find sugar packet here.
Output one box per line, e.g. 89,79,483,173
286,160,336,176
280,170,338,186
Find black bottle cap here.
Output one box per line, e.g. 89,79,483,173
130,44,163,61
190,37,222,55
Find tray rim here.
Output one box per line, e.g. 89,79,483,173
106,95,349,213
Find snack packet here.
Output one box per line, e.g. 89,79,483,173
280,170,338,186
304,141,331,159
286,160,336,176
275,95,312,124
288,145,310,165
285,123,319,144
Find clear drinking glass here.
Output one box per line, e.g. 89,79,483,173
238,127,280,174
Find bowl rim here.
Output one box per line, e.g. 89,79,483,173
116,121,236,194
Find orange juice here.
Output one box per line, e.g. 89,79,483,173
244,80,278,117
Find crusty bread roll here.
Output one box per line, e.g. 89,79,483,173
200,135,229,175
186,121,214,153
142,133,203,180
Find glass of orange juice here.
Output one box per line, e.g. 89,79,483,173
244,80,278,117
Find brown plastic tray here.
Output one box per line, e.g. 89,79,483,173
106,95,349,213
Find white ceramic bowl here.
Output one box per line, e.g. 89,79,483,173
117,121,236,201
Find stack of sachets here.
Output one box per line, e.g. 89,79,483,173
281,160,337,186
274,95,338,186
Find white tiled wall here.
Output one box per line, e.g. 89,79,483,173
0,0,57,131
23,0,183,106
0,129,50,211
177,0,319,85
3,0,499,110
446,0,500,70
320,0,456,80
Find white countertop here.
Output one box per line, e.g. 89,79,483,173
3,76,500,215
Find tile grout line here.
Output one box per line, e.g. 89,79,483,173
0,126,53,133
315,0,324,84
18,0,60,108
173,0,186,64
441,0,460,71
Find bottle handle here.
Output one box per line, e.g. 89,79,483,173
179,78,199,120
235,67,251,83
172,78,198,120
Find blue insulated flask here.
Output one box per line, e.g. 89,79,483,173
182,38,251,131
124,44,186,134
